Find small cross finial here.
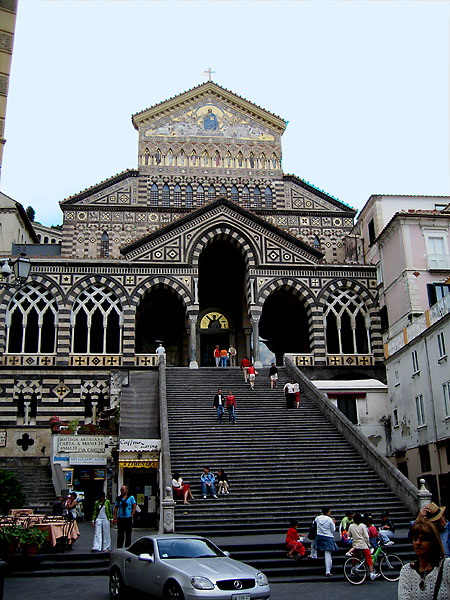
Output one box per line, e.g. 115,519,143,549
202,67,215,82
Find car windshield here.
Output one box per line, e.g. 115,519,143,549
157,538,223,559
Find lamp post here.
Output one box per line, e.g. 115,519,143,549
0,256,31,288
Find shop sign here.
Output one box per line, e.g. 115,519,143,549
69,456,107,465
119,460,158,469
57,436,105,454
0,431,7,447
119,439,161,452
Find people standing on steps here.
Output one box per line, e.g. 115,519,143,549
201,466,218,499
155,343,165,356
312,506,338,577
213,388,225,424
91,491,113,552
293,380,300,408
220,347,228,367
240,357,251,383
172,471,194,505
214,345,220,367
283,379,296,409
269,363,278,389
228,345,237,367
216,468,230,494
248,364,257,389
226,390,236,423
113,485,136,548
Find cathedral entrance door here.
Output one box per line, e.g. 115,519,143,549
200,333,229,367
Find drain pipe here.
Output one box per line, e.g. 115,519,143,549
159,355,176,532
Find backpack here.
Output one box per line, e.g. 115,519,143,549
308,519,317,540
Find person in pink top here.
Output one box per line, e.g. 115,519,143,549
226,390,236,423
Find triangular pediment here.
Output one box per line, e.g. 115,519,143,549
132,82,287,139
121,199,323,267
284,175,357,215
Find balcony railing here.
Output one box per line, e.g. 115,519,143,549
427,253,450,270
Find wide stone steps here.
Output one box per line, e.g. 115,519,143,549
166,367,412,536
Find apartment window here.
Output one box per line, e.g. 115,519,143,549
416,394,426,427
394,370,400,386
368,219,376,246
437,332,447,360
443,380,450,418
419,445,431,472
412,350,420,375
393,408,399,428
427,283,450,307
423,230,449,269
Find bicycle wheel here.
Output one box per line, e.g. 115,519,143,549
344,557,368,584
379,554,403,582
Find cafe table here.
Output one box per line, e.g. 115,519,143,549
8,508,33,517
34,520,80,547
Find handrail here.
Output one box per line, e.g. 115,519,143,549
52,462,69,500
284,356,429,515
158,355,175,532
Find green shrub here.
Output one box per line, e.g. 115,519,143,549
0,469,26,514
19,526,47,548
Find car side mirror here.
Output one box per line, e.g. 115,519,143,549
138,553,154,562
222,551,230,557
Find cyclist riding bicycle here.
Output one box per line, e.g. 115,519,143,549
348,513,380,580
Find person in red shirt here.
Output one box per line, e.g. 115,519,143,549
240,357,251,383
226,390,236,423
213,345,220,367
286,519,306,559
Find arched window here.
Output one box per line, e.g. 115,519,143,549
265,186,273,209
37,235,41,242
150,183,158,207
219,185,227,198
162,183,170,207
100,232,109,258
208,185,216,202
242,186,250,208
324,289,371,355
6,284,58,354
185,184,193,207
43,237,49,244
253,186,261,209
231,186,239,203
174,183,182,207
196,184,204,206
71,284,123,354
313,236,321,248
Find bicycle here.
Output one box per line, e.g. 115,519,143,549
343,545,403,584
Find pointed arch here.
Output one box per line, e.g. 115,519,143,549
215,151,221,167
253,186,261,209
179,149,185,167
196,184,205,206
185,183,193,207
227,151,233,168
191,151,197,166
155,149,162,165
150,183,158,207
271,153,278,169
167,148,174,166
237,152,244,167
143,148,150,165
260,153,267,169
202,150,209,167
208,185,216,202
249,153,255,169
219,185,227,198
100,231,109,258
174,183,182,207
265,186,273,209
242,186,250,208
231,185,239,203
162,183,170,207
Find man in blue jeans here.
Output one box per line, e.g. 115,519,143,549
201,467,218,499
113,485,136,548
213,389,225,424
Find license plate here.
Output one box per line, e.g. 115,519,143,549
231,595,250,600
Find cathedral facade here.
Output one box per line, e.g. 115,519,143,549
0,83,382,510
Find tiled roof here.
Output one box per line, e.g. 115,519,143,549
131,81,286,124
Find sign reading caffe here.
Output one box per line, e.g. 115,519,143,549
57,436,105,453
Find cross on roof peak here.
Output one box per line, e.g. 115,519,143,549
202,68,216,82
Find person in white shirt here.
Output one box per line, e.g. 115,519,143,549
312,506,338,577
156,343,165,356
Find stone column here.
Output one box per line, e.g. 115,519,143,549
23,401,30,426
244,328,252,360
250,316,263,368
91,401,98,424
189,315,199,369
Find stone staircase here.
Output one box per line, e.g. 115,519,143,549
0,458,55,513
119,370,159,438
166,367,413,537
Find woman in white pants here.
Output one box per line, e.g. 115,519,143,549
311,506,338,577
91,492,113,552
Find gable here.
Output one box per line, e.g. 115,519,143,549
132,82,287,139
284,175,357,215
121,199,323,267
60,170,138,208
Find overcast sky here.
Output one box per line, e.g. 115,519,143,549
1,0,449,226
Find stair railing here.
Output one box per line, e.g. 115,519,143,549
285,356,431,515
158,355,176,532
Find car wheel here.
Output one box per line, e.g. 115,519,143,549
109,568,127,599
164,581,185,600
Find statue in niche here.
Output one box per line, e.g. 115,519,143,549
249,156,255,168
203,108,218,131
155,151,162,165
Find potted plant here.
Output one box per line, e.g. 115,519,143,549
19,526,48,556
69,419,80,435
49,415,61,433
0,525,23,559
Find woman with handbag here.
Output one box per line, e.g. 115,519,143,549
91,492,113,552
398,518,450,599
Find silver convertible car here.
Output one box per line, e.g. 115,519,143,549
109,534,270,600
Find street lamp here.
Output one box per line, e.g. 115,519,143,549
0,256,32,288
